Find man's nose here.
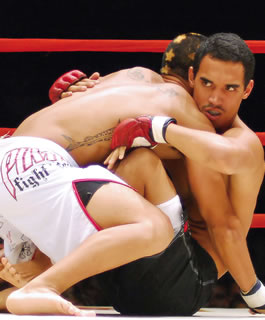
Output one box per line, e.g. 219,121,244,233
208,89,223,105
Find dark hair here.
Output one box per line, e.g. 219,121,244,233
161,33,207,80
193,33,255,88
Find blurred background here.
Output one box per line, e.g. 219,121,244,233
0,0,264,308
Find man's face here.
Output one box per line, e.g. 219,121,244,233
189,55,253,132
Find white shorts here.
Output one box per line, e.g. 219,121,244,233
0,215,36,264
0,136,129,263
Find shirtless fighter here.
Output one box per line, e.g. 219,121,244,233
3,33,265,315
1,33,209,315
50,32,265,315
102,32,265,314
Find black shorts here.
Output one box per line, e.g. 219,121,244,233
74,180,110,206
96,228,218,316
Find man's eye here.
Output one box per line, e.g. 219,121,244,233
227,86,235,92
202,80,211,87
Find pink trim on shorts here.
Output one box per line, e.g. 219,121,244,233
72,179,136,231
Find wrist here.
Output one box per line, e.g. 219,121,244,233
241,278,265,310
164,123,175,144
241,278,258,294
151,116,177,144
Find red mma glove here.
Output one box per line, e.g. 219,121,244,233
111,116,177,150
49,70,87,103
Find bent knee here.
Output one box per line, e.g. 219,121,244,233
131,148,161,164
141,212,174,255
127,148,163,174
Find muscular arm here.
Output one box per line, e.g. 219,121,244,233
187,159,257,292
165,121,262,175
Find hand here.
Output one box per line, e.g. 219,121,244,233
104,146,126,170
61,72,100,99
49,70,100,103
111,116,177,151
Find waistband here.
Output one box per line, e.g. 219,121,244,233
0,136,78,167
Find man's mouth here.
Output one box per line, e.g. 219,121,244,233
207,109,221,116
203,106,222,120
204,110,222,121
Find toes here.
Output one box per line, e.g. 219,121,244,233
8,266,17,276
1,257,8,266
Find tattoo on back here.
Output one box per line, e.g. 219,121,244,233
127,68,145,81
63,127,115,152
156,86,179,97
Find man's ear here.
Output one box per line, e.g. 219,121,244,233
188,66,195,88
243,79,254,100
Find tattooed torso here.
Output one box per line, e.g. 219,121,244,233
13,67,210,166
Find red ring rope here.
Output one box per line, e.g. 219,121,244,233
0,38,265,228
0,38,265,53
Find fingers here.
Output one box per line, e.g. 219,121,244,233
67,78,100,92
117,146,126,160
78,78,100,87
65,84,88,92
60,92,72,99
88,72,100,80
59,74,101,100
104,147,126,170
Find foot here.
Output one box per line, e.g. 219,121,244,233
6,286,96,316
0,257,26,288
0,251,52,288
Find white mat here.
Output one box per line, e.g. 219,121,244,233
0,308,264,319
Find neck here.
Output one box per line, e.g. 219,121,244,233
161,74,192,95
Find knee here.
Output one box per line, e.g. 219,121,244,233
115,148,163,189
141,211,174,255
128,148,162,173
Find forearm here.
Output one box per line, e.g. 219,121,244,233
209,221,256,292
165,124,235,174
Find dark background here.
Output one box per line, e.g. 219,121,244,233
0,0,265,288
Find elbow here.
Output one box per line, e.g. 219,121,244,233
217,157,237,175
207,143,250,175
206,150,238,175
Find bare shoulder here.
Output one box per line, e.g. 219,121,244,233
224,119,264,173
225,119,263,154
126,67,163,83
100,67,163,85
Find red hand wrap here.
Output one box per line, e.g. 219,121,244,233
48,70,87,103
111,117,157,150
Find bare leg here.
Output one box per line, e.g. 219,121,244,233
115,148,177,204
0,287,17,311
7,286,96,316
7,173,173,315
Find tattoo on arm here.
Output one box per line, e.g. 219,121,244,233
63,127,115,152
